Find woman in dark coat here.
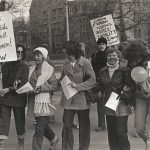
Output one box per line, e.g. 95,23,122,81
0,44,29,150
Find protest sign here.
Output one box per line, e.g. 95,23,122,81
0,11,17,62
90,14,120,46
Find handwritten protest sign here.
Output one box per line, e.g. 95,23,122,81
90,14,120,46
0,11,17,62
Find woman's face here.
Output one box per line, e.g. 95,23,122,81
34,51,44,65
107,52,119,65
63,48,75,62
17,47,24,61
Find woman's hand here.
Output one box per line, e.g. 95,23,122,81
30,86,41,94
0,88,9,97
13,80,21,90
68,82,77,88
35,86,41,94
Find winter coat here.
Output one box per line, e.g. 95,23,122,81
97,65,135,116
60,56,96,110
91,50,107,78
0,61,29,107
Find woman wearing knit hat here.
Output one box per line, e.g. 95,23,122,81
27,47,58,150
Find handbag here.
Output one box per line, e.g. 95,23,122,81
83,61,98,104
84,88,98,104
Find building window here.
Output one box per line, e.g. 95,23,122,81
77,3,83,12
58,8,63,16
134,28,141,38
43,10,46,15
134,2,141,10
68,6,73,15
52,9,57,16
134,12,140,22
80,17,89,38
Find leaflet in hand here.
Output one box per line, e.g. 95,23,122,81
16,82,33,94
105,92,120,111
60,75,78,100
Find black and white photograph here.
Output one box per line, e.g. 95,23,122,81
0,0,150,150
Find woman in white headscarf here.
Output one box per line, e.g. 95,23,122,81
28,47,58,150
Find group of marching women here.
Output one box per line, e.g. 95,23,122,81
0,39,149,150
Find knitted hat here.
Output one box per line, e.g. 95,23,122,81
97,37,107,45
33,47,48,59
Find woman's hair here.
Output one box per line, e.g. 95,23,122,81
105,47,122,59
141,53,150,67
16,43,26,60
124,40,148,68
62,40,83,60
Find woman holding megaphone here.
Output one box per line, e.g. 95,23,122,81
131,55,150,149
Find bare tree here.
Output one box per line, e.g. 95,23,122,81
0,0,31,18
113,0,149,41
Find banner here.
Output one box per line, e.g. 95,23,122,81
0,11,17,62
90,14,120,46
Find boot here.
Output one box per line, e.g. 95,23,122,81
49,135,59,150
0,139,7,150
18,137,24,150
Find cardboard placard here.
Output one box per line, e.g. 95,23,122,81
90,14,120,46
0,11,17,62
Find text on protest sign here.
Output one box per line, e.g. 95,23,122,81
0,11,17,62
90,14,120,46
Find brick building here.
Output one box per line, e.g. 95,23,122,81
30,0,150,57
29,0,115,56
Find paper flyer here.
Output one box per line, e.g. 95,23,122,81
105,92,120,111
16,82,33,94
60,75,78,100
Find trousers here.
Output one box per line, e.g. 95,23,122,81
135,98,150,143
32,116,56,150
62,109,90,150
0,104,25,139
96,98,106,128
106,115,130,150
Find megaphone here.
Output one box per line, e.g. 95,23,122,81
131,66,148,82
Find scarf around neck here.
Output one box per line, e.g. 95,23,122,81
29,61,55,116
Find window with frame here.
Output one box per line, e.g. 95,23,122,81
134,28,141,38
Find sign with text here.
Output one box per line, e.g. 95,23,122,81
90,14,120,46
0,11,17,62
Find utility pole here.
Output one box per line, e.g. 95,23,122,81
65,0,70,41
119,0,127,42
0,0,5,11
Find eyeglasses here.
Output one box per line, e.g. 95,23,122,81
17,51,23,54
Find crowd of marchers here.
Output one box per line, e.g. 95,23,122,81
0,38,150,150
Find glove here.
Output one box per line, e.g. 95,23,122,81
119,92,130,105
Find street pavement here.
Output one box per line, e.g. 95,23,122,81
7,91,145,150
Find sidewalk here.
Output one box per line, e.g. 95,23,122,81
7,91,145,150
